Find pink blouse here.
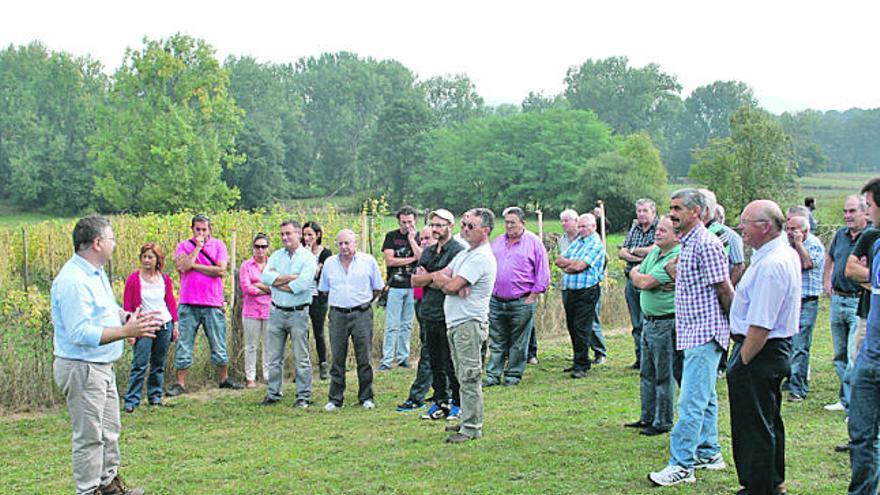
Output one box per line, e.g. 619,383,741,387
239,258,271,320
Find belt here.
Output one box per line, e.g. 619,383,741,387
731,334,745,344
562,283,600,292
272,302,309,312
492,294,527,303
833,290,859,298
802,296,819,302
644,313,675,321
331,303,371,314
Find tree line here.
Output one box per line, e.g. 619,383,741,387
0,34,876,222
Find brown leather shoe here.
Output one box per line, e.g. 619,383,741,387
99,475,145,495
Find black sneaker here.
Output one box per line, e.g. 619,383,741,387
219,378,244,390
260,397,280,406
166,384,187,397
640,426,670,436
396,399,425,412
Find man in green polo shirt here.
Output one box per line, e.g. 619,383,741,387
624,215,681,436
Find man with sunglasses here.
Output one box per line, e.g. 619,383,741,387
432,209,497,443
168,214,242,396
823,195,872,412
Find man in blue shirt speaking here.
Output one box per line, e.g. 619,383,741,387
52,215,162,495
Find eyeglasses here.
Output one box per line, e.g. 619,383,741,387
253,244,269,249
461,222,480,230
429,223,449,228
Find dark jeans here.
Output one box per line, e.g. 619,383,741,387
486,297,536,385
562,285,600,372
848,355,880,495
425,318,459,405
624,279,643,364
639,317,676,431
406,316,433,403
327,307,374,406
727,338,791,495
309,293,329,364
125,321,173,408
527,323,538,361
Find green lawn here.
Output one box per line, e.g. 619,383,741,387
0,201,63,228
3,301,853,494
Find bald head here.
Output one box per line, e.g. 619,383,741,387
740,200,785,249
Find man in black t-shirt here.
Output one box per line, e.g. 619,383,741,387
379,205,423,371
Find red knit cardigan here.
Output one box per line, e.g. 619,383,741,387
122,271,179,322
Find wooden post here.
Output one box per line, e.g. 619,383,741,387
48,227,54,276
361,213,368,252
21,227,29,291
536,210,544,241
229,230,237,311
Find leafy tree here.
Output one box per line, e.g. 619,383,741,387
491,103,520,118
665,81,756,177
418,74,486,127
417,110,616,213
563,56,682,137
293,52,418,195
521,91,569,113
577,134,668,230
224,56,304,208
90,34,242,213
0,42,106,213
778,110,829,176
366,96,434,205
689,106,796,218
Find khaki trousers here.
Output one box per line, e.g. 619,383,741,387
448,319,488,438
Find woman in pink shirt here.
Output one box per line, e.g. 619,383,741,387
123,243,179,412
239,233,272,388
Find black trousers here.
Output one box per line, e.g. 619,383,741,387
424,318,459,405
327,307,373,406
727,337,791,495
562,285,600,372
309,293,329,363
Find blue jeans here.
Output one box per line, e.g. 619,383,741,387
625,279,643,363
381,288,415,367
788,298,819,398
831,294,860,408
125,321,173,408
486,297,537,385
848,356,880,495
669,340,723,469
174,304,228,369
639,318,676,431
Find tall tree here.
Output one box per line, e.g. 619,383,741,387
689,106,797,217
90,35,242,213
521,91,569,113
778,110,829,176
0,42,106,213
366,96,434,205
563,56,682,137
294,52,418,195
418,74,487,127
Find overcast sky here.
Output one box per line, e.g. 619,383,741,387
3,0,878,114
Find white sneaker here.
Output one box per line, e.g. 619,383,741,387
824,401,845,412
324,402,341,411
648,465,696,486
693,453,726,470
362,400,375,410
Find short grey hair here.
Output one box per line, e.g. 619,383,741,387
671,188,707,213
846,194,869,212
635,198,656,211
788,215,810,232
579,213,597,227
755,202,786,233
73,215,112,253
470,208,496,232
698,189,717,221
787,205,811,219
559,209,579,221
502,206,525,223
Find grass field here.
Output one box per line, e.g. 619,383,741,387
2,301,854,494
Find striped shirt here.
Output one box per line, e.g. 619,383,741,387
623,218,658,273
561,233,605,290
801,233,825,298
675,223,731,351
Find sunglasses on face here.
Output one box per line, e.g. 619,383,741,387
461,222,480,230
253,244,269,249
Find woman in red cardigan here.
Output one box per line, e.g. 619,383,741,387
123,243,179,412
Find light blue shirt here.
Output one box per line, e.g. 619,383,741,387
51,255,123,363
318,252,384,308
730,234,802,339
561,233,605,290
261,245,317,308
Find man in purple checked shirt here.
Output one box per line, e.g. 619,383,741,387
484,206,551,387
